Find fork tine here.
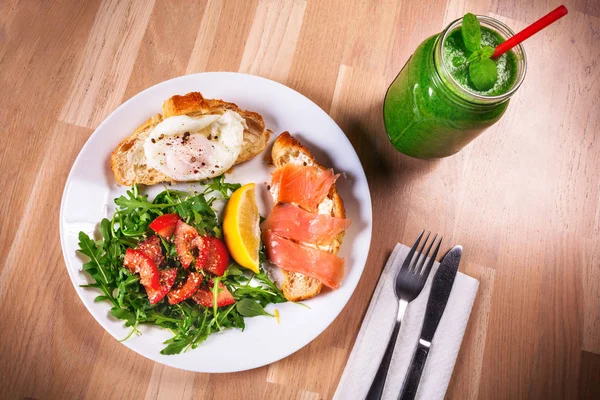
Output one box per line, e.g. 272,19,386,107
415,233,437,274
421,236,443,277
402,230,424,270
411,231,431,272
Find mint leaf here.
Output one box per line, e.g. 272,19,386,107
469,59,498,91
480,46,495,59
468,46,495,64
467,45,498,91
462,13,481,52
467,52,480,64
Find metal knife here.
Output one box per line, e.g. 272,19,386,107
398,245,462,400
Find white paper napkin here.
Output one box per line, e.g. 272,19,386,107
333,243,479,400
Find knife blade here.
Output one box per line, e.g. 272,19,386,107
421,245,462,343
399,245,462,400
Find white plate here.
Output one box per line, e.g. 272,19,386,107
60,72,372,373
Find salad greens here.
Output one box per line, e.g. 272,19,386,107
77,176,287,355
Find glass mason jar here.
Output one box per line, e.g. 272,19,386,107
383,16,527,159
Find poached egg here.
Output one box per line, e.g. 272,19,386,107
143,111,246,181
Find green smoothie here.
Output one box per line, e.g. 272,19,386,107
384,16,525,159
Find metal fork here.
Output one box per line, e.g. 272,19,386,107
366,231,442,400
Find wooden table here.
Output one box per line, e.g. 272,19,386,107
1,0,599,399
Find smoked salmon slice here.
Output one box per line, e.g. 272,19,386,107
262,231,344,289
261,203,350,244
272,164,337,213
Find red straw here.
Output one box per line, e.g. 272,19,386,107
492,5,568,58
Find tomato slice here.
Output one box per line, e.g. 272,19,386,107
167,272,203,305
204,237,230,276
123,248,160,289
192,281,235,307
174,220,199,269
191,236,209,270
123,248,141,274
146,268,177,304
137,235,164,267
149,213,181,238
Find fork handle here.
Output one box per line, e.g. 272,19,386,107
399,341,430,400
366,319,401,399
366,299,408,400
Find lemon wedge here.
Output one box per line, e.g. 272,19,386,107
223,183,261,273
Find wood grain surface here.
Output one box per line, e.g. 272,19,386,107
1,0,599,399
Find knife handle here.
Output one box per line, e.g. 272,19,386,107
399,340,430,400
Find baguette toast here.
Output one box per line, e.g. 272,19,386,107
111,92,271,186
269,132,346,301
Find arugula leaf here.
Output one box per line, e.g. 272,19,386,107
114,186,170,215
212,276,222,324
462,13,481,52
175,193,218,235
160,338,190,355
236,298,273,317
469,58,498,91
111,307,137,326
204,175,241,200
78,232,113,291
230,270,286,307
77,232,102,266
253,272,287,303
99,218,112,241
224,264,245,276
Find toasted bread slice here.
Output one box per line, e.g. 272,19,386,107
269,132,346,301
111,92,271,186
